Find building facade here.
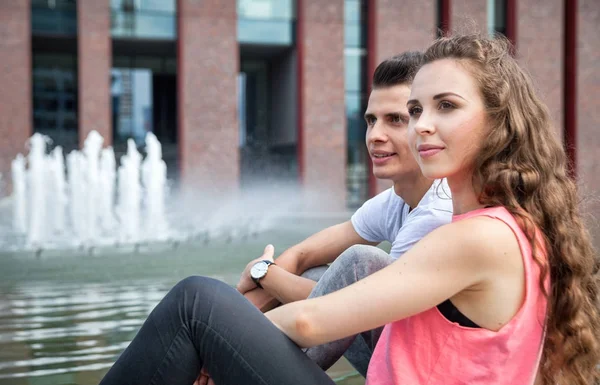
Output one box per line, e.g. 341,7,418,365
0,0,598,227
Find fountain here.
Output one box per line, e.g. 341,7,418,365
99,147,117,232
82,131,103,245
141,132,168,240
7,130,172,250
49,146,67,234
67,150,85,244
11,154,27,234
3,130,312,254
117,139,142,244
28,134,51,247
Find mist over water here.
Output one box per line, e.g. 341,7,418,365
0,131,347,254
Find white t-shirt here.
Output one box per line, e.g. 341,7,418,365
351,179,453,259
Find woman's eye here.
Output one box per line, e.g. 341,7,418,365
439,101,455,110
408,106,422,116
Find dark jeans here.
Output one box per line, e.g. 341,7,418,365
99,276,335,385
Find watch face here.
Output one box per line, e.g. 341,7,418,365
250,261,269,280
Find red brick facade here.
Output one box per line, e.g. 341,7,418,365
298,0,346,208
374,0,436,79
77,0,112,147
517,0,564,137
0,1,31,194
577,0,600,249
177,0,239,193
451,0,487,34
0,0,598,224
372,0,436,194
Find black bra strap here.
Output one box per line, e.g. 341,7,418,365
437,299,481,328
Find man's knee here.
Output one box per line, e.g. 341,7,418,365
325,244,393,283
336,244,392,269
301,265,329,282
308,245,393,298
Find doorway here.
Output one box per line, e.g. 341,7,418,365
239,47,298,187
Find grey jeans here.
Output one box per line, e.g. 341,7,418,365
301,244,394,377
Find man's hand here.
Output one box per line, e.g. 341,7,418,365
194,367,214,385
236,244,275,294
245,287,281,312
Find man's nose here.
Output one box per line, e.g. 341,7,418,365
366,121,388,143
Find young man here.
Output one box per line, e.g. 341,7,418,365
237,51,453,377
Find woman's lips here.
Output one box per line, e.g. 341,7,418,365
418,148,443,158
417,144,445,159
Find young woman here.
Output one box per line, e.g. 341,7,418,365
99,34,599,385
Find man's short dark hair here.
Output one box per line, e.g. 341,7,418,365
372,51,424,88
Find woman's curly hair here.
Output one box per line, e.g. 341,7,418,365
422,33,600,385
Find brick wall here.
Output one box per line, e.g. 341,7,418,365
0,1,31,195
577,0,600,249
373,0,436,194
77,0,112,147
517,0,564,137
177,0,239,193
451,0,487,33
298,0,346,208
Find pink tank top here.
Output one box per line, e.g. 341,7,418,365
365,206,548,385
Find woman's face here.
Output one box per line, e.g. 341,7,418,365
407,59,488,181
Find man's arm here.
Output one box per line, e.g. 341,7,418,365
275,221,374,274
244,267,318,312
240,221,375,310
258,265,319,304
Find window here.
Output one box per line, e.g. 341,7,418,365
344,0,369,207
32,53,78,150
111,0,176,39
487,0,507,36
237,0,295,45
31,0,77,35
112,55,178,148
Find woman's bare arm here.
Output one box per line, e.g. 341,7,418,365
266,217,520,348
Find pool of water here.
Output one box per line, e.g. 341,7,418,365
0,220,365,385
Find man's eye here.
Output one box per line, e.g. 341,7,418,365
391,115,401,123
366,117,376,125
408,106,422,116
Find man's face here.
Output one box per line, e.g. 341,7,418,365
364,84,422,182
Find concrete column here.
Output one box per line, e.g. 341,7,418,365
177,0,239,192
77,0,112,147
0,1,32,193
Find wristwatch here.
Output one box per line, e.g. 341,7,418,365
250,260,275,289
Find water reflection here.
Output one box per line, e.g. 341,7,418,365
0,280,172,384
0,229,363,384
